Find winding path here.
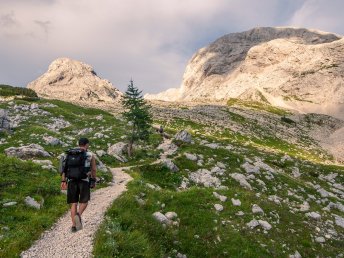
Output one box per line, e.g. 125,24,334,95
21,167,132,258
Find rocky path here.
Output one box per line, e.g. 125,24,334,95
21,167,132,258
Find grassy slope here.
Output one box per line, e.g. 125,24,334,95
94,107,344,257
0,97,161,257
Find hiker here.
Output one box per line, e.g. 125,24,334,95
60,138,97,232
159,125,164,134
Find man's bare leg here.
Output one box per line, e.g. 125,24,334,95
78,202,88,216
70,203,78,226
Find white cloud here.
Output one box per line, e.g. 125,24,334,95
289,0,344,35
0,0,342,93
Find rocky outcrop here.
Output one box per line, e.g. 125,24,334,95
27,58,122,103
107,142,128,162
146,27,344,119
5,144,51,159
0,109,10,131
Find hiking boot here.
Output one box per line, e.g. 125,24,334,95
74,213,83,230
71,226,77,233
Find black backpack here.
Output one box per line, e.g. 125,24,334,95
63,148,88,180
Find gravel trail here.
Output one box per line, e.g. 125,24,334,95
21,167,132,258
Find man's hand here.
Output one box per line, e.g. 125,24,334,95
89,178,96,189
61,181,67,190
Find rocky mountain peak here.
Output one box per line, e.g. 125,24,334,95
145,27,344,119
27,57,122,103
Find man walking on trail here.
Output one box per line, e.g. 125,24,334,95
60,138,97,232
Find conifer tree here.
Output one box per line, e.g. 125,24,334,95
121,80,152,157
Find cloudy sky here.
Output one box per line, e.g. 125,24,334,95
0,0,343,93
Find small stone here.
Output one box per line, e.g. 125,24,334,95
162,159,179,172
214,204,224,212
231,198,241,206
216,161,226,169
258,220,272,230
247,219,259,229
252,204,264,214
185,153,198,161
289,250,302,258
175,130,192,143
299,201,310,212
152,212,169,224
24,196,41,209
3,202,17,207
230,173,252,190
306,212,321,220
292,167,301,178
165,212,178,220
315,236,325,243
334,215,344,229
213,192,227,202
236,211,245,216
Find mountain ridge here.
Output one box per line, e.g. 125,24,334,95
145,26,344,119
27,57,122,104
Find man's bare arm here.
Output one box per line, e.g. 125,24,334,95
91,155,97,179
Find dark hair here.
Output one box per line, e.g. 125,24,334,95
78,138,90,146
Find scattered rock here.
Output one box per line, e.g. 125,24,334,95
165,212,178,220
230,173,252,190
242,162,259,174
204,143,219,149
252,204,264,214
306,212,321,220
0,109,10,131
184,153,198,161
247,219,260,229
175,130,192,143
135,196,146,206
326,202,344,212
317,188,330,198
43,136,62,146
47,118,70,131
5,144,51,159
258,220,272,230
231,198,241,206
299,201,310,212
95,150,106,157
236,211,245,216
94,132,104,138
152,212,169,224
78,128,93,135
3,202,17,207
281,155,293,163
189,169,221,188
213,192,227,202
315,236,325,243
247,219,272,230
292,167,301,178
214,204,224,212
176,253,187,258
157,141,178,156
95,114,103,120
107,142,128,162
289,250,302,258
216,161,226,169
32,160,53,166
334,215,344,229
162,159,179,172
24,196,41,209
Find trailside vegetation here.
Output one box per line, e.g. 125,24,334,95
121,80,153,157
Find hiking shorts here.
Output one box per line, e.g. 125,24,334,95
67,180,90,204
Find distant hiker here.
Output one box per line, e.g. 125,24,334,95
60,138,97,232
159,125,164,134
